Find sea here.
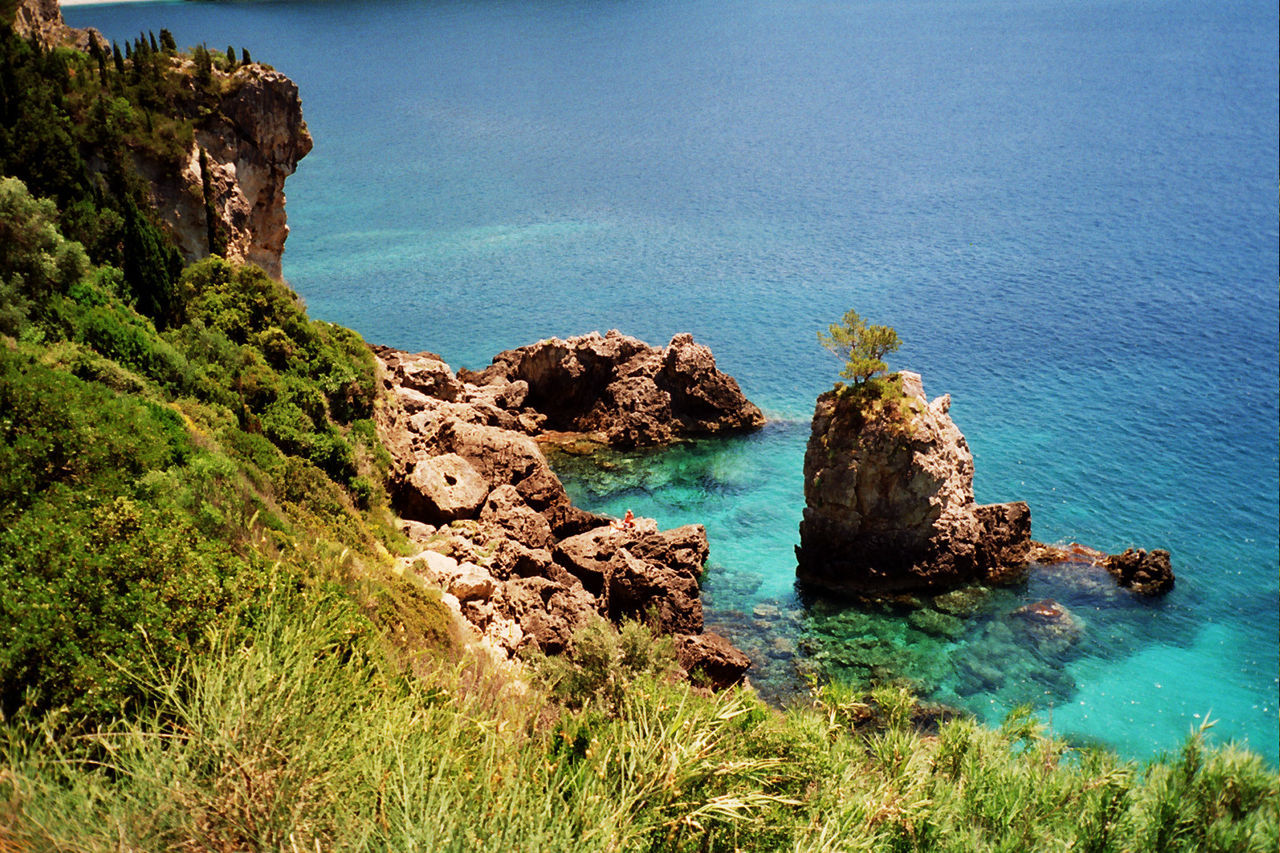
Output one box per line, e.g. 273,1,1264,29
67,0,1279,765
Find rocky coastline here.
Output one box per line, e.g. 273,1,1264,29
373,334,762,686
796,371,1174,598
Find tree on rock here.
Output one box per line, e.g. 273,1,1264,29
818,309,901,386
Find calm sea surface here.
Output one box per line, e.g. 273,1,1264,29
70,0,1279,763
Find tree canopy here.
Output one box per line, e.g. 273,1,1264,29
817,309,901,385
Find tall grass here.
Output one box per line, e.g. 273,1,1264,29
2,594,1276,852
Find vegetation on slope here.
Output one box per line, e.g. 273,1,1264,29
3,596,1277,852
0,174,427,726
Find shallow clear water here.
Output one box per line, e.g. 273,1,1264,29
71,0,1279,763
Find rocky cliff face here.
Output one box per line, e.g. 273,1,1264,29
12,0,310,279
797,372,1031,594
10,0,77,48
141,65,312,279
460,330,765,448
374,340,753,687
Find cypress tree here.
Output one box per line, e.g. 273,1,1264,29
241,47,251,65
198,146,224,257
123,41,131,60
149,31,158,53
88,33,107,86
112,42,124,75
194,44,212,88
121,198,179,325
227,46,236,68
159,29,176,54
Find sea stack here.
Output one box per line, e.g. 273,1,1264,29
796,372,1031,594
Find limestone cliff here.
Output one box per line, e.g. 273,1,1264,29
13,0,310,279
142,64,312,279
10,0,79,49
796,372,1031,594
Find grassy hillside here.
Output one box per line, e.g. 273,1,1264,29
0,16,1275,853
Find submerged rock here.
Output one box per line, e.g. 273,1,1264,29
1011,598,1084,655
796,372,1031,594
1032,541,1176,596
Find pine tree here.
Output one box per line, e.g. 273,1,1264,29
818,310,902,387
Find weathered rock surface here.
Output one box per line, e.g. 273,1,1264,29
458,330,765,448
147,66,312,279
376,342,750,684
675,633,752,689
797,372,1031,594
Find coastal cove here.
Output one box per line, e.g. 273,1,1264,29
67,0,1280,764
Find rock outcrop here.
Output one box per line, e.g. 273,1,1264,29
1100,547,1175,595
9,0,91,50
796,372,1031,594
375,342,751,687
9,0,310,279
142,66,312,279
458,330,765,448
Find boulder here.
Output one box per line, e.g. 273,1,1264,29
605,548,703,634
496,577,598,655
626,524,711,579
555,523,709,633
555,526,629,595
675,633,751,689
1101,548,1175,595
480,485,555,550
797,373,1031,594
445,563,497,603
401,453,489,523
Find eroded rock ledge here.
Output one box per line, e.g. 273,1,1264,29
458,330,765,448
373,336,756,686
797,372,1173,596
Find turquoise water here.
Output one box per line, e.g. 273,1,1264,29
70,0,1278,763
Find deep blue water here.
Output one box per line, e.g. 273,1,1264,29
70,0,1278,763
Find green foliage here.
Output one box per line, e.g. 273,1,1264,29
0,187,390,729
537,616,679,712
818,308,902,386
2,602,1274,851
